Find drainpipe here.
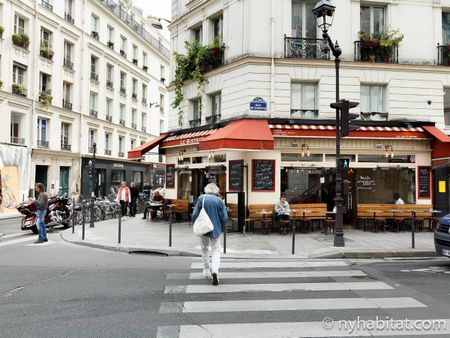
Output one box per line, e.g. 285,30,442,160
77,0,86,199
270,0,275,118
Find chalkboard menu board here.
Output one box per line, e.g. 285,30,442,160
252,159,275,191
418,166,431,198
229,160,244,191
356,175,376,193
166,164,175,189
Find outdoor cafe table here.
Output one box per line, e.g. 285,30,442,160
291,209,326,233
366,210,385,232
428,210,443,231
256,209,273,234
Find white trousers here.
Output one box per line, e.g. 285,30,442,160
200,236,221,274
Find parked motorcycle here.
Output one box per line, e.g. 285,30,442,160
16,196,72,234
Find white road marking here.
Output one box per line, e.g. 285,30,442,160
159,297,426,313
165,281,393,294
186,270,367,279
0,236,37,247
190,261,349,269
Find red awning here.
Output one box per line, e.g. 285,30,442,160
269,123,428,139
199,119,274,151
127,133,168,160
422,126,450,160
161,129,221,148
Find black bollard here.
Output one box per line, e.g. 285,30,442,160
118,211,122,244
169,212,172,247
411,210,416,249
81,201,85,240
223,220,227,254
71,198,75,234
292,221,296,255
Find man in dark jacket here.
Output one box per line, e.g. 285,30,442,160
192,183,228,286
129,182,140,217
34,182,49,244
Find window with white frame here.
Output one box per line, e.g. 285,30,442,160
142,84,147,101
10,113,22,141
39,72,51,92
132,109,136,124
443,13,450,44
61,122,70,146
14,15,25,34
142,52,148,67
40,28,52,48
37,118,48,142
211,93,221,117
192,25,203,43
160,65,165,81
64,41,73,62
132,78,137,95
360,5,385,36
291,82,318,118
133,45,138,60
63,82,71,102
106,98,113,117
191,98,201,126
91,14,98,33
90,55,98,77
118,136,123,153
13,65,25,84
120,72,126,90
107,25,114,43
105,132,111,151
89,92,97,113
160,94,165,113
211,15,223,43
120,104,125,120
120,36,127,52
141,112,146,127
360,84,386,118
291,0,317,38
106,64,113,83
88,129,96,149
130,138,135,149
65,0,73,15
444,88,450,125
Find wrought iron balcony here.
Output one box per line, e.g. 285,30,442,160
96,0,170,60
106,115,112,122
284,35,330,59
132,93,137,100
189,118,201,128
37,140,49,148
107,41,114,49
63,58,73,69
41,0,53,11
205,114,221,125
354,40,398,63
131,123,137,129
62,99,72,110
120,50,127,58
90,72,99,81
10,137,25,145
64,12,74,24
89,109,98,117
61,142,71,151
143,65,148,72
91,31,99,40
12,84,27,97
106,80,114,88
132,58,138,65
437,44,450,66
120,87,126,95
119,119,125,126
104,149,112,155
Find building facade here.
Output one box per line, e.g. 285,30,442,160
133,0,450,219
0,0,170,212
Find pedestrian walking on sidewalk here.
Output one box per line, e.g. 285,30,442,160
116,181,130,221
34,182,48,244
192,183,228,286
129,182,139,217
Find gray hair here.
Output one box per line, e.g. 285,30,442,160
204,183,220,195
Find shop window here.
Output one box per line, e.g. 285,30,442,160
360,84,386,120
355,168,415,204
325,154,356,162
281,168,324,204
360,5,385,36
111,169,125,190
291,0,317,38
291,83,318,118
358,154,413,163
281,153,322,162
444,88,450,126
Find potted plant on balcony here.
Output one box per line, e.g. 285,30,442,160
40,42,54,59
39,89,52,109
12,33,30,48
12,83,27,95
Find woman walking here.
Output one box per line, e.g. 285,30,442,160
116,181,130,221
34,183,48,244
192,183,228,285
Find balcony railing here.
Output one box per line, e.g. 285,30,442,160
89,109,98,117
104,149,112,155
107,41,114,49
120,50,127,58
354,40,398,63
37,140,49,148
106,80,114,88
143,65,148,72
106,115,112,122
131,123,137,129
118,151,124,157
91,31,99,40
41,0,53,11
141,126,146,132
63,58,73,69
437,44,450,66
132,58,138,65
62,99,72,110
61,142,71,151
290,109,319,119
284,36,330,60
96,0,170,60
12,84,27,97
120,87,126,95
132,93,137,100
90,72,99,81
10,137,25,145
189,118,201,128
64,12,74,24
205,114,221,125
119,119,125,126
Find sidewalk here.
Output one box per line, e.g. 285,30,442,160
60,215,438,259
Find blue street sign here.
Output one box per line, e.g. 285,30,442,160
249,97,267,111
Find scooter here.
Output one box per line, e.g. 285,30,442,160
16,196,72,234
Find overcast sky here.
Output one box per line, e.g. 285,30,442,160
133,0,171,38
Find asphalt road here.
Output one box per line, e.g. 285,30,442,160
1,220,450,338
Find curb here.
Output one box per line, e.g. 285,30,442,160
309,250,437,259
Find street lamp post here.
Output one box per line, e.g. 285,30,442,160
90,142,97,228
313,0,345,247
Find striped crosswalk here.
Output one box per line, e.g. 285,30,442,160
157,258,450,338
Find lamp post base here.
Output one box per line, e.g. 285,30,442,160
334,234,345,247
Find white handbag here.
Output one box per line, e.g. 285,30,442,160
193,196,214,236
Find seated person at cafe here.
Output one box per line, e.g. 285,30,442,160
393,193,404,205
142,189,164,220
274,195,290,220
